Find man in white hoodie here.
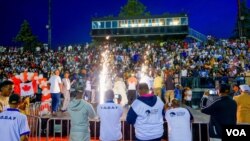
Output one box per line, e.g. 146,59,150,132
68,90,96,141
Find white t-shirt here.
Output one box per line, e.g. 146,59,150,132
97,102,123,141
0,109,30,141
140,75,152,90
128,82,136,90
181,69,188,77
165,107,192,141
49,75,62,93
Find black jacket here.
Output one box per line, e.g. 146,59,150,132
200,96,237,139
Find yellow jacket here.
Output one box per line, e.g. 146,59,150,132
153,76,163,88
233,92,250,124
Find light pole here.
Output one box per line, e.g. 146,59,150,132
238,0,242,38
240,16,245,38
48,0,52,49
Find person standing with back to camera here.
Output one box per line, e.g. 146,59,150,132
0,94,30,141
126,83,164,141
68,90,96,141
165,98,193,141
200,83,237,141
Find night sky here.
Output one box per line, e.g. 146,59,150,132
0,0,249,47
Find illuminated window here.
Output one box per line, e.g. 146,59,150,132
119,21,122,27
148,19,152,26
159,19,165,26
128,20,131,27
131,20,135,27
124,20,128,27
119,20,125,28
134,20,138,27
152,19,156,26
141,19,145,27
138,19,142,27
172,18,180,26
145,19,149,26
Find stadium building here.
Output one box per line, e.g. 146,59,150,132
91,14,207,42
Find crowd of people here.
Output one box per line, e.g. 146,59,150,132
0,39,250,141
0,40,249,103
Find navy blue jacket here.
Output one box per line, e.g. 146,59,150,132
200,96,237,139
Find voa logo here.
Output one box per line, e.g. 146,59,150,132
226,129,246,136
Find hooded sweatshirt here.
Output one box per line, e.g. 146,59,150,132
68,99,96,133
126,94,164,140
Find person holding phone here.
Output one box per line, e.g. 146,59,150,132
200,84,237,141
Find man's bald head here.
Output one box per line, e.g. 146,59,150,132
105,89,114,101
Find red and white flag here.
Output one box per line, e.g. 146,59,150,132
20,82,34,96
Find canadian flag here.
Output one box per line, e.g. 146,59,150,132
20,82,34,96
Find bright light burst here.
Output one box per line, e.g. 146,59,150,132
99,49,109,104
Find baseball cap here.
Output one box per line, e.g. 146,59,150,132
9,94,21,104
239,85,250,92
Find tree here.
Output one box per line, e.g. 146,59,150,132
14,20,40,51
119,0,150,17
233,0,250,38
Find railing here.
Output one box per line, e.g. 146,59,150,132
180,76,249,89
27,115,250,141
27,115,42,141
29,102,41,116
180,76,249,108
188,28,207,42
46,117,71,141
192,122,209,141
45,117,209,141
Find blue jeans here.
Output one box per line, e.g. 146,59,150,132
51,93,61,112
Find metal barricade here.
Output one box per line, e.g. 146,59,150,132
191,122,209,141
45,118,135,141
29,102,41,116
45,117,209,141
27,115,42,141
46,117,71,141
